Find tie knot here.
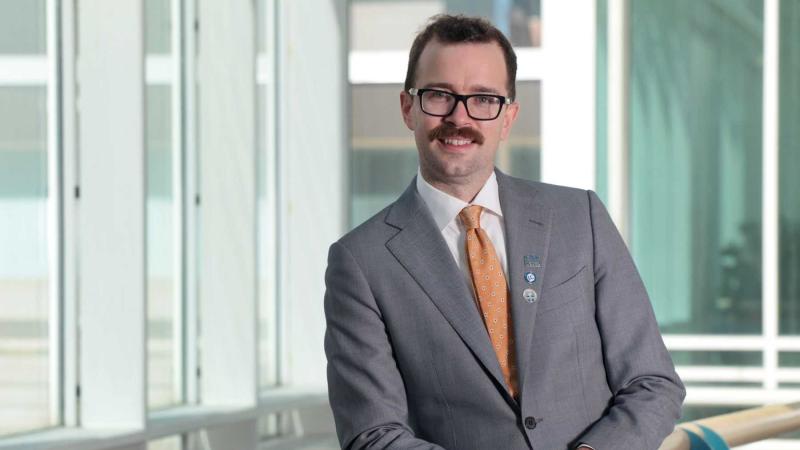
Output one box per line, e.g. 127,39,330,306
459,205,483,229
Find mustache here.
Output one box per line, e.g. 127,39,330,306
428,123,485,145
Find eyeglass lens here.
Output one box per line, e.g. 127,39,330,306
420,90,502,119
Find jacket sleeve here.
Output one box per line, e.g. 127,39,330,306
577,191,686,449
324,241,445,450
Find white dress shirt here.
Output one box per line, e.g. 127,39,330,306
415,169,508,290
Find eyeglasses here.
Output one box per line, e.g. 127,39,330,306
408,88,511,121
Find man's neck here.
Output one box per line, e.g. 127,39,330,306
420,169,493,203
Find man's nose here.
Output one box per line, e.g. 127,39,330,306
445,98,472,126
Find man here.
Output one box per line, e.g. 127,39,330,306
325,14,684,450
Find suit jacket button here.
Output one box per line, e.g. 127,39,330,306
524,416,537,429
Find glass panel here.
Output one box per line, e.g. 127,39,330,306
147,84,179,409
779,1,800,334
779,352,800,367
630,0,763,334
670,351,762,367
680,405,752,422
0,86,52,436
148,435,182,450
0,0,47,54
350,0,541,50
146,0,173,55
350,81,540,227
146,0,181,409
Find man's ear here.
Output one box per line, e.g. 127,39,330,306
400,90,415,131
500,101,519,141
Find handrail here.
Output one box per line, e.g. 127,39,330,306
659,402,800,449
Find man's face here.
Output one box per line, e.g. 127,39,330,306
401,39,519,189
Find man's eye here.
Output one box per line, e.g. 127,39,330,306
475,96,499,104
429,91,449,98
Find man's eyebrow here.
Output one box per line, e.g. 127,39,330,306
423,82,456,91
422,82,503,95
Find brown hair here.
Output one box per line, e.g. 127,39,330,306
404,14,517,101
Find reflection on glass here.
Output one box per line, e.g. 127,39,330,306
0,0,46,54
779,2,800,334
146,0,181,410
350,0,541,50
0,86,51,435
680,405,751,422
630,0,763,334
670,351,761,367
146,0,172,55
147,85,178,409
350,81,540,227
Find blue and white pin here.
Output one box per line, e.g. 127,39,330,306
524,271,537,284
523,254,542,268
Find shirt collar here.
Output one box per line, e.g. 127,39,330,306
416,168,503,231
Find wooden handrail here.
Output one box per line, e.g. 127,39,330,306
659,402,800,449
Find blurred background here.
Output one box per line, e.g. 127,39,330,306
0,0,798,448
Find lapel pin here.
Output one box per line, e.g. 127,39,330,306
524,255,542,268
524,272,536,284
523,288,538,303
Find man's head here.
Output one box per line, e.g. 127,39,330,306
401,15,519,194
404,15,517,101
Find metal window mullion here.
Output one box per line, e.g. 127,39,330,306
59,0,79,428
46,0,63,427
255,0,280,390
170,0,186,407
77,0,146,428
275,0,288,387
762,0,781,392
0,56,49,84
182,0,199,406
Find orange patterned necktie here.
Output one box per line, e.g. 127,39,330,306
459,205,518,398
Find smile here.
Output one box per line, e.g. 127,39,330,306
441,136,475,146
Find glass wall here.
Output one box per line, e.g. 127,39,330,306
0,0,56,436
779,0,800,335
146,0,182,410
350,0,541,50
630,0,764,336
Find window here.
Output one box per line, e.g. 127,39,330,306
778,0,800,335
0,0,59,436
146,0,184,410
350,0,541,50
630,0,763,336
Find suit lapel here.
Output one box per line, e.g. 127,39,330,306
497,171,553,393
385,180,510,398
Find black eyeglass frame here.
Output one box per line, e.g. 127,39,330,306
408,87,512,121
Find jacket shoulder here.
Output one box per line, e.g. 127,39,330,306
502,174,593,210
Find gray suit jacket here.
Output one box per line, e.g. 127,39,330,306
324,170,685,450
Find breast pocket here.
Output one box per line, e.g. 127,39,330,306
538,265,587,313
